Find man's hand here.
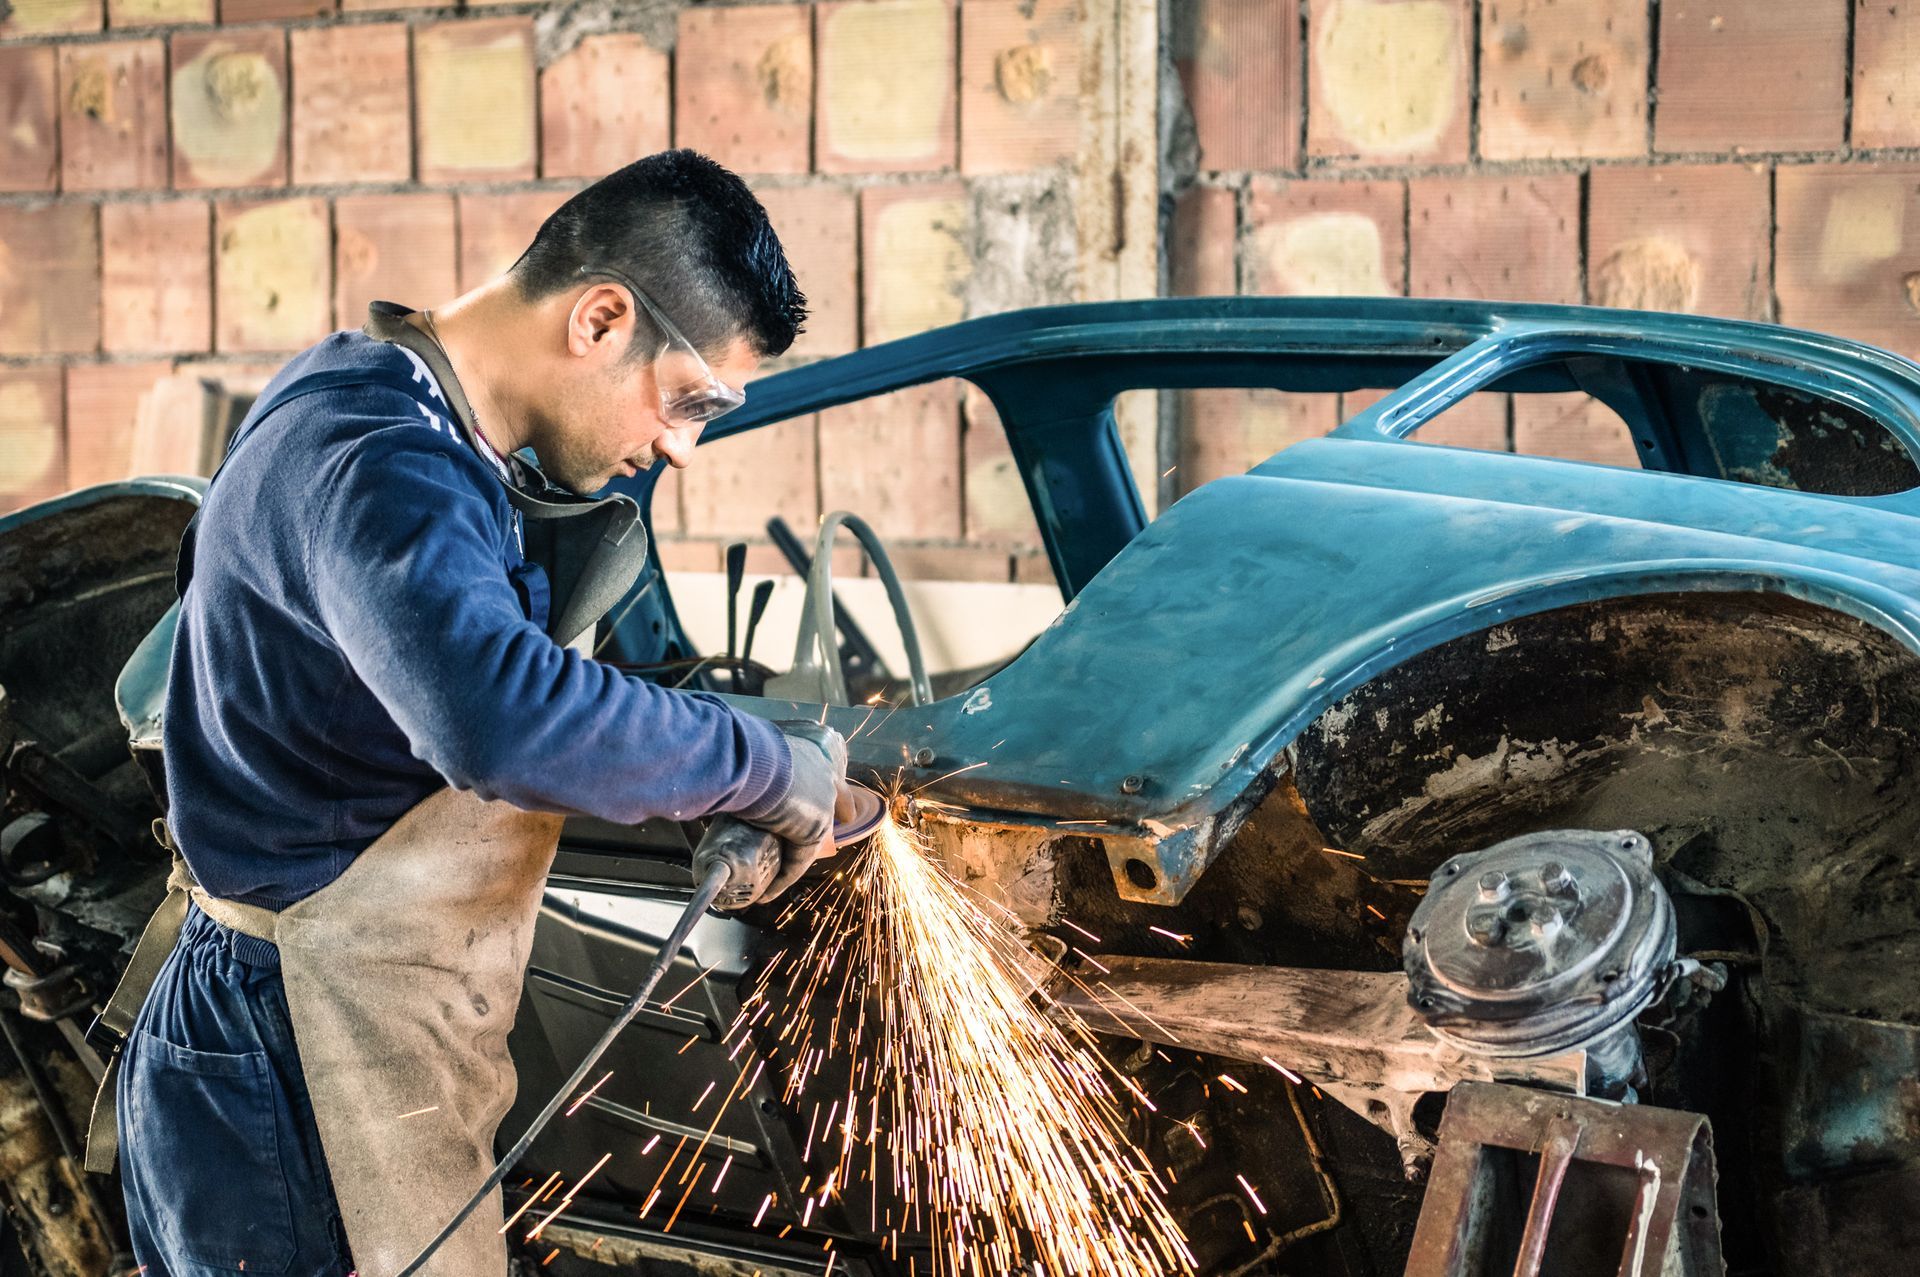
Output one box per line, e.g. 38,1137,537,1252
737,721,849,904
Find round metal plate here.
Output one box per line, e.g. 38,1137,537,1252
1403,829,1677,1056
1420,841,1635,1003
834,786,886,849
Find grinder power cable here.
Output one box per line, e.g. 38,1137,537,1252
394,787,883,1277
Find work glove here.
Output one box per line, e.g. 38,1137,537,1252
738,720,852,904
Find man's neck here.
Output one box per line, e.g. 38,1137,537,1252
407,284,536,456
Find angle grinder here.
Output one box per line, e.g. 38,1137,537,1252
697,785,887,910
396,784,885,1276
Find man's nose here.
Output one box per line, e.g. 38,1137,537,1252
654,423,702,469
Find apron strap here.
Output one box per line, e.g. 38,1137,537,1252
83,825,191,1173
363,306,652,648
178,365,435,600
83,822,279,1172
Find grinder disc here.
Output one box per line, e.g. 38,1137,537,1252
834,786,885,849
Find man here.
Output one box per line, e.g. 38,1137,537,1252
105,152,845,1275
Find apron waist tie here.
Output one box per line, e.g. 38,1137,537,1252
83,821,279,1172
188,884,280,945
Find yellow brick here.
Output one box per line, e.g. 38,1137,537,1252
110,0,212,24
1,0,100,35
861,185,971,344
818,0,956,172
171,32,288,190
416,18,537,183
1254,214,1389,293
217,199,331,353
1246,178,1406,296
0,368,64,506
1309,0,1470,163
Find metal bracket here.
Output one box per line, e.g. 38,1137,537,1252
3,965,92,1022
1405,1082,1724,1277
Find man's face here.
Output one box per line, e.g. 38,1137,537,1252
538,330,759,496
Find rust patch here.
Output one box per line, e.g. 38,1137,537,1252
917,809,1058,927
203,52,270,122
995,43,1054,103
755,31,808,112
336,226,378,281
1570,52,1609,93
1590,236,1701,311
64,62,110,121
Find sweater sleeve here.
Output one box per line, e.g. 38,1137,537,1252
306,424,793,824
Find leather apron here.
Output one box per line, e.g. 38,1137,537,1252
85,304,655,1276
269,788,562,1276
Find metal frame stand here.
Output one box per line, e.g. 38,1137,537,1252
1404,1083,1724,1277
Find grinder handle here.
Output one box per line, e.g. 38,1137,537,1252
691,816,783,911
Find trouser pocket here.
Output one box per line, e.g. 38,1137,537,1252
121,1030,298,1275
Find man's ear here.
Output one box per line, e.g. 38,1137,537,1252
567,284,631,357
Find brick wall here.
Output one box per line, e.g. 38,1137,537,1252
8,0,1920,567
1170,0,1920,485
0,0,1084,587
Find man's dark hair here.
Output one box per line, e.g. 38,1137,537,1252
509,150,806,359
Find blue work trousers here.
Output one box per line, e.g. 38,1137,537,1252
117,905,354,1275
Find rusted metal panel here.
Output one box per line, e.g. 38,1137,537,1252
1773,1005,1920,1179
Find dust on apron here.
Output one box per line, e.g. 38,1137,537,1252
277,788,560,1274
86,304,654,1275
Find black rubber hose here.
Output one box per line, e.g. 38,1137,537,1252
394,860,731,1276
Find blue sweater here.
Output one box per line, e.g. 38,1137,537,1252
163,327,791,908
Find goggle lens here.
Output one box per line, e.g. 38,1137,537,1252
576,265,748,427
662,383,746,424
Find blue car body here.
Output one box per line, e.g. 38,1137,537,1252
619,298,1920,903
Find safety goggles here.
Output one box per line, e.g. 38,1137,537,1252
576,265,747,426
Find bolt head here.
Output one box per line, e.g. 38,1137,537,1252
1540,861,1578,896
1478,870,1511,901
913,747,936,767
1466,911,1508,947
1120,774,1145,794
